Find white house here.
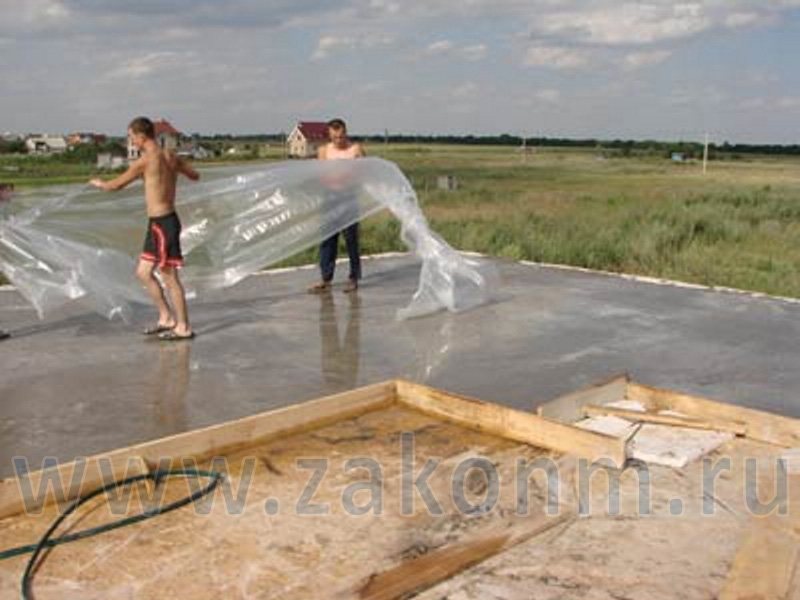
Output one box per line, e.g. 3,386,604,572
286,121,329,158
25,135,67,154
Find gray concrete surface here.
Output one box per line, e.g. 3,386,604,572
1,254,799,479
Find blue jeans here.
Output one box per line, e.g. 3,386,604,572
319,223,361,282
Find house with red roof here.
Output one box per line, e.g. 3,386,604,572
286,121,329,158
128,119,181,160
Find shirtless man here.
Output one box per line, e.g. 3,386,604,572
90,116,199,340
308,118,365,294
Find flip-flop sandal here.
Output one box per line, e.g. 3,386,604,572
143,324,175,336
158,330,195,342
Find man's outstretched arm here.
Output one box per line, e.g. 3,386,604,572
90,159,145,191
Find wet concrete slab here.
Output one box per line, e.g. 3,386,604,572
1,254,799,478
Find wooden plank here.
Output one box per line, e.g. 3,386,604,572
357,513,573,600
720,525,798,600
718,472,800,600
536,373,630,422
0,380,397,520
582,404,748,435
396,380,627,465
627,382,800,448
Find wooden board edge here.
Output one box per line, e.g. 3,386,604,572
718,472,800,600
395,380,627,466
0,380,398,521
355,511,574,600
535,373,630,422
582,404,748,435
627,382,800,448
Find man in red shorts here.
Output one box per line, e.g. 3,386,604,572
90,116,199,340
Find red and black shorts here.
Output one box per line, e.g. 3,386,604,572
141,212,184,268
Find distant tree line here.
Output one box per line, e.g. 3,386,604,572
189,133,800,157
352,134,800,158
3,132,798,159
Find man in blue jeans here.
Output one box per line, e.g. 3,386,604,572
308,119,365,294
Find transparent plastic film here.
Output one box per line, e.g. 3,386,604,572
0,158,496,320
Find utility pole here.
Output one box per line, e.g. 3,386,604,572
702,133,709,175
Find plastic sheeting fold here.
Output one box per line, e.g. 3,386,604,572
0,158,497,321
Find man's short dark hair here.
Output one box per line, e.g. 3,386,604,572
128,116,155,139
327,118,347,132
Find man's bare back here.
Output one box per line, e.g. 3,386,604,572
141,148,194,217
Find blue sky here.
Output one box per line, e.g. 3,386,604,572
1,0,799,143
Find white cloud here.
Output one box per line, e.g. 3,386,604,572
533,3,710,45
1,0,799,141
739,96,800,111
312,35,358,60
105,52,195,80
776,96,800,109
312,33,393,60
426,39,454,54
460,43,487,61
363,33,396,47
358,81,388,93
724,12,762,28
667,85,725,107
0,0,70,33
523,45,588,69
535,89,561,103
739,98,766,109
623,50,672,71
368,0,401,13
452,82,478,98
424,40,486,61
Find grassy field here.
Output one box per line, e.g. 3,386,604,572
2,145,800,297
364,144,800,298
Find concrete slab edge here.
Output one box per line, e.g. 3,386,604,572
2,251,799,307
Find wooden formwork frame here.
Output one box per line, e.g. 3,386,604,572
536,373,800,448
0,379,624,522
2,376,798,598
537,373,800,600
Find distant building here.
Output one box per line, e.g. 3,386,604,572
67,132,107,146
437,175,459,191
286,121,329,158
25,135,67,154
177,143,212,160
671,152,685,163
128,119,181,160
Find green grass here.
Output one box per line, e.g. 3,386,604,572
4,145,800,298
364,145,800,297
